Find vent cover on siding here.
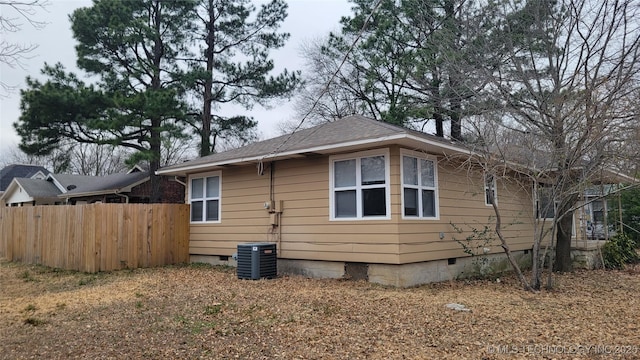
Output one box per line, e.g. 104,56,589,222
237,243,277,280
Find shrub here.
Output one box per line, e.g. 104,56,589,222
602,234,640,269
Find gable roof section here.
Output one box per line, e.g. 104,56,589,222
158,115,471,176
0,164,51,191
0,177,62,204
16,178,62,198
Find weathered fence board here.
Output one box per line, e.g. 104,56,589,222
0,204,190,272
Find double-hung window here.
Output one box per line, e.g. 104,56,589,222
484,173,497,206
190,172,221,223
401,151,438,219
331,150,390,220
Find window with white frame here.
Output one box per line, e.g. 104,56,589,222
401,152,438,218
190,172,221,222
330,150,390,220
484,173,497,206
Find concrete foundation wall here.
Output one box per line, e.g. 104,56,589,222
571,249,603,269
191,254,237,267
369,251,532,287
191,246,601,287
277,259,345,279
190,251,533,287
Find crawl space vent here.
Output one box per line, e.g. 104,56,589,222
236,243,277,280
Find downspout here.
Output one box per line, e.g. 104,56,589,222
171,176,188,204
269,162,282,255
173,176,186,187
115,192,129,204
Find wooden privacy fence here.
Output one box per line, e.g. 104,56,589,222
0,204,190,272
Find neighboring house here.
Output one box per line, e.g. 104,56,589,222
1,169,185,206
1,177,63,206
0,164,50,205
2,173,98,206
579,185,618,240
157,115,541,286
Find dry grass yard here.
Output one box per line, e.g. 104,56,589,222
1,260,639,359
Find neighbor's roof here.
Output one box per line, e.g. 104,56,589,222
0,164,50,191
157,115,471,176
48,174,102,193
13,178,61,198
60,171,149,198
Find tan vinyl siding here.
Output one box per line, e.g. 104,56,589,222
275,152,401,263
187,145,537,265
187,165,271,255
397,163,535,263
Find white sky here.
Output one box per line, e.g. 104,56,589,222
0,0,352,155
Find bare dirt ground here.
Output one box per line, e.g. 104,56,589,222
1,260,639,360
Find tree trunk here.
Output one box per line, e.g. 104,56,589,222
200,0,216,157
434,112,444,138
553,200,575,272
149,1,164,203
149,124,162,203
489,188,534,292
444,0,463,142
450,100,462,141
531,226,542,290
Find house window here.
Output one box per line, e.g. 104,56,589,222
536,185,555,219
330,150,390,220
484,173,497,206
190,172,221,223
592,200,605,223
401,152,438,219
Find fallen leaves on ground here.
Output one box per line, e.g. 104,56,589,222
1,260,639,359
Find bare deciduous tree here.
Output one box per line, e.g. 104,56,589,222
288,38,366,131
0,0,48,94
468,0,640,288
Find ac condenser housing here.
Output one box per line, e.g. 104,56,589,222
236,243,277,280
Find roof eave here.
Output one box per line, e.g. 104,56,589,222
592,169,638,184
59,189,118,199
156,134,472,176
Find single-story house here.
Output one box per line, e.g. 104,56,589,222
1,177,63,206
157,115,543,286
1,168,185,206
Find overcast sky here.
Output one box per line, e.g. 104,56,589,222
0,0,352,156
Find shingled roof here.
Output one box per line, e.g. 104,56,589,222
60,171,149,198
158,115,469,176
0,164,50,191
13,178,61,199
49,174,101,192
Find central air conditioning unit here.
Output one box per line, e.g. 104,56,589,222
236,243,277,280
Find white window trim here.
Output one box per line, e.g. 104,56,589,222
188,170,222,224
484,173,498,206
400,149,440,220
536,200,558,220
329,148,391,221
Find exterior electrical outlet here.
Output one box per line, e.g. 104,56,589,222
236,243,277,280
